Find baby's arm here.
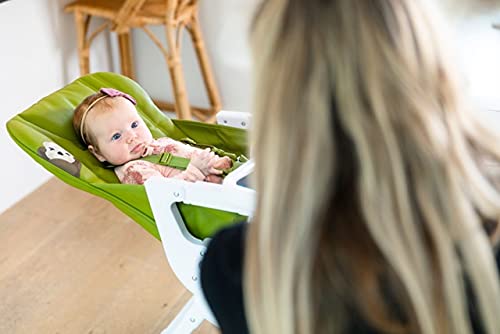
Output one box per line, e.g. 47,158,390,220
141,138,232,176
212,155,232,170
174,163,207,182
189,148,223,176
142,137,221,160
117,160,207,185
117,162,165,185
142,137,197,157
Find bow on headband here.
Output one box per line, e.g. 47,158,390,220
79,88,137,145
99,88,136,105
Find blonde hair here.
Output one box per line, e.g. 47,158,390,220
245,1,500,333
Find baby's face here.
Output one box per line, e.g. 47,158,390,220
88,97,153,165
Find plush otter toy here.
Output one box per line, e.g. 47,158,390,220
37,141,81,178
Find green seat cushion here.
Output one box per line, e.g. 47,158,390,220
6,72,247,240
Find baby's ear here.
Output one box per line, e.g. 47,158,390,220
88,145,106,162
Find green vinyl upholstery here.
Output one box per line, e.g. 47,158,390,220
6,72,247,240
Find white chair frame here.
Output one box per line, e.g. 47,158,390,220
145,110,255,333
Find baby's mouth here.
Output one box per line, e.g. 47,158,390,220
131,143,144,154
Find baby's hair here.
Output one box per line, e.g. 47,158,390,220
72,92,115,147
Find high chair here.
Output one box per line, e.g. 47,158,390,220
64,0,222,122
6,72,254,333
145,163,255,332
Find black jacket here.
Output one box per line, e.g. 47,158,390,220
200,222,500,334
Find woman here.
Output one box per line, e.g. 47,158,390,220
201,1,500,333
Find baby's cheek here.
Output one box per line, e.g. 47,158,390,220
113,150,133,165
139,125,153,137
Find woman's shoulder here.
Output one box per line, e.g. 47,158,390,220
210,221,247,245
202,222,247,281
200,222,249,334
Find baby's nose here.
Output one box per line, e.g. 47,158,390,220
126,132,136,143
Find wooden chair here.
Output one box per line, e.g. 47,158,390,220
65,0,222,122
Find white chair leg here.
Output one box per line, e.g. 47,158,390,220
161,295,218,334
145,175,254,334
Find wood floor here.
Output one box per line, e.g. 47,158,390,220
0,178,219,334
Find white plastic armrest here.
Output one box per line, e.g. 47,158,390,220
223,159,254,187
171,178,255,216
145,177,255,294
216,110,251,129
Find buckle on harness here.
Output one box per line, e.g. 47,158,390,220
159,152,173,165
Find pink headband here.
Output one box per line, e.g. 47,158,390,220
79,88,137,145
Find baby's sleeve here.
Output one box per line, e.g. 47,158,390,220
116,160,207,184
116,161,164,185
171,163,206,182
162,138,201,158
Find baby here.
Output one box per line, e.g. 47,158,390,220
72,88,232,185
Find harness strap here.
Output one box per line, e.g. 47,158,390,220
139,139,249,176
140,152,190,169
179,137,246,163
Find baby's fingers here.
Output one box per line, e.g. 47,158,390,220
209,167,223,175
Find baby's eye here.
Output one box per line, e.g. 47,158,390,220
111,133,121,141
131,121,139,129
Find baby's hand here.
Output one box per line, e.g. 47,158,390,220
141,139,167,157
213,156,232,170
183,164,208,182
142,143,155,157
189,148,222,176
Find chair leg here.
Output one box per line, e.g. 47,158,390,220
165,25,192,120
188,15,222,117
117,31,136,80
74,11,90,75
161,296,209,334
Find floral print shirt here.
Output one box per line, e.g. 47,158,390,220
114,137,231,185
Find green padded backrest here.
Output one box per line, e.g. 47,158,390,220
6,72,247,240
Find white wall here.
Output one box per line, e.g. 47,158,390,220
449,10,500,132
451,11,500,110
132,0,256,114
0,0,114,213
